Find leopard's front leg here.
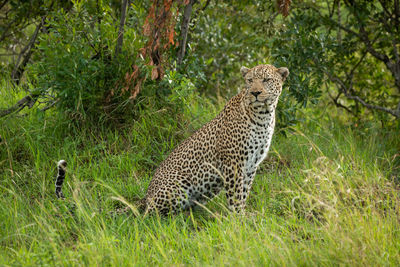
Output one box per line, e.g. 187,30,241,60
222,159,246,212
241,168,257,209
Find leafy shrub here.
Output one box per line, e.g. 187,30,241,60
28,6,137,121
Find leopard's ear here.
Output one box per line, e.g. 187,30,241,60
277,67,289,81
240,66,250,77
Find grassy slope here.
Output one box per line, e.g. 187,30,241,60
0,82,399,266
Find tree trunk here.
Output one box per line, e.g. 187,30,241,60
115,0,129,57
177,0,196,66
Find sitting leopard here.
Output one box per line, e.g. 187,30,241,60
55,64,289,215
140,64,288,215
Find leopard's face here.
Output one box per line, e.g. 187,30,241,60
241,64,289,110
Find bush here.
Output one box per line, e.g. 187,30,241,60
28,6,137,121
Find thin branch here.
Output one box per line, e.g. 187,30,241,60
323,69,400,118
199,0,211,12
81,30,98,52
392,38,399,64
11,16,45,84
345,94,399,118
0,94,39,118
0,16,18,43
325,6,400,91
190,0,211,34
325,11,391,65
358,24,390,64
326,0,332,17
378,0,392,19
346,50,367,89
39,99,59,112
327,89,354,115
377,1,394,33
0,0,8,10
347,1,391,64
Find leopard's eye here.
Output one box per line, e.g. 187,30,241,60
263,78,272,83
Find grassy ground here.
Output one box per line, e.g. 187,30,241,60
1,81,399,266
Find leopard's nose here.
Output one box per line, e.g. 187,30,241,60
251,91,261,97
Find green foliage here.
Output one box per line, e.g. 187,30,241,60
28,5,133,119
190,1,276,95
2,0,399,126
271,0,400,121
270,11,326,129
271,11,325,106
24,1,211,124
0,0,71,71
187,1,324,131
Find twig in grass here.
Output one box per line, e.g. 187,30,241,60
39,99,59,112
0,93,39,118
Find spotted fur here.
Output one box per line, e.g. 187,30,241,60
141,64,289,215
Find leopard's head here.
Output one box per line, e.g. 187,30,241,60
240,64,289,111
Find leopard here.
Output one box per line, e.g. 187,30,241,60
139,64,289,215
55,64,289,216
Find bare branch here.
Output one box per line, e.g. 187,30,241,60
0,94,39,118
11,16,45,84
323,69,400,118
39,99,59,112
358,24,390,64
346,51,367,88
327,89,354,115
378,0,392,19
345,94,399,118
0,0,8,10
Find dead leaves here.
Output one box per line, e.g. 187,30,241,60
277,0,291,17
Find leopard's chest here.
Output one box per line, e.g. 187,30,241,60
244,122,274,173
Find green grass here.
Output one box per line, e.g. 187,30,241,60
1,81,399,266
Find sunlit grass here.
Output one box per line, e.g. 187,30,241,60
1,81,399,265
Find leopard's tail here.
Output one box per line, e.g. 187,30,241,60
54,159,146,215
55,160,67,199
